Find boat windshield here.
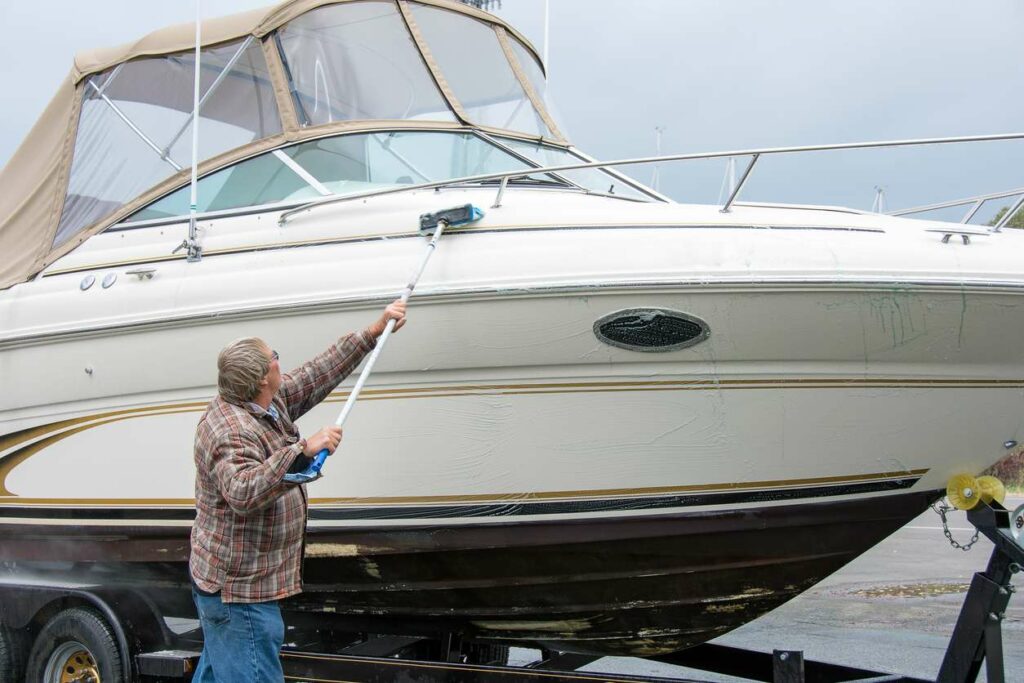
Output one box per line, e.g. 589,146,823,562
125,131,592,223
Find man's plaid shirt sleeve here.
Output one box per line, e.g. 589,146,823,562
209,428,303,514
280,331,375,420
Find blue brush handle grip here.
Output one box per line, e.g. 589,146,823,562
309,448,330,474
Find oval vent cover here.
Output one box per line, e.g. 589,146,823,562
593,308,709,352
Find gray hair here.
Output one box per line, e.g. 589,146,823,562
217,337,270,404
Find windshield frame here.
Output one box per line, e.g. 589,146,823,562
482,133,663,202
110,127,663,231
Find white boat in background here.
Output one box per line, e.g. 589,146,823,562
1,0,1023,657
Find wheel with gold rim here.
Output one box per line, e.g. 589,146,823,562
26,607,124,683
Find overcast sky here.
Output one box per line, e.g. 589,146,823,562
2,0,1022,214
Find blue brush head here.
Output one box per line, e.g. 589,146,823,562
419,204,484,232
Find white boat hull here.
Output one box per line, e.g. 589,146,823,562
3,281,1022,517
1,192,1022,654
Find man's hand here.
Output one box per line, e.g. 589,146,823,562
304,426,342,457
366,299,407,339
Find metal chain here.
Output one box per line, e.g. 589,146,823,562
931,500,980,552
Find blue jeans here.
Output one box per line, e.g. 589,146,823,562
191,586,284,682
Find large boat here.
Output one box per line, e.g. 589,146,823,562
1,0,1023,657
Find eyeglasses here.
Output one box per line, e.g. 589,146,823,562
270,350,279,362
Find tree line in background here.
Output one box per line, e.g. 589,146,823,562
986,456,1023,489
988,204,1024,229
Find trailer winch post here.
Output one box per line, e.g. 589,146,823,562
936,501,1022,683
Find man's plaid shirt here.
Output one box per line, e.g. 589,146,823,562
189,331,374,603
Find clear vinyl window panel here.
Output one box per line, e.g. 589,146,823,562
54,38,281,248
409,4,551,137
506,38,564,136
127,131,543,222
276,1,455,126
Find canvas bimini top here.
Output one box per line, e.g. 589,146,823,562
0,0,561,290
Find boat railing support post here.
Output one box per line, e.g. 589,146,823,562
960,199,984,224
720,153,759,213
992,193,1024,232
493,175,511,208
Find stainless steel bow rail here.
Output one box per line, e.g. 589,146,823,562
276,131,1024,226
890,186,1024,232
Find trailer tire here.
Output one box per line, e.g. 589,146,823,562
0,624,30,682
25,607,125,683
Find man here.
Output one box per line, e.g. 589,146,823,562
189,300,406,682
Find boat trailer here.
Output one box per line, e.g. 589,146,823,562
133,500,1022,683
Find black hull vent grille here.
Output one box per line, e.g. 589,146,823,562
594,308,710,352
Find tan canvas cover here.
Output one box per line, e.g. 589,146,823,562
0,75,78,292
0,0,555,290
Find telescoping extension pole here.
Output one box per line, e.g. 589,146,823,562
283,204,484,485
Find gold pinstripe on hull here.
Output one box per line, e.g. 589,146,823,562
0,374,988,506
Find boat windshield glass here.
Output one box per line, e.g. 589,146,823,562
409,4,550,137
54,37,280,247
497,138,652,201
277,1,455,126
125,130,553,222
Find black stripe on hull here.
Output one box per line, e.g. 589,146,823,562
0,507,196,521
0,489,941,656
0,474,920,522
306,476,920,520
